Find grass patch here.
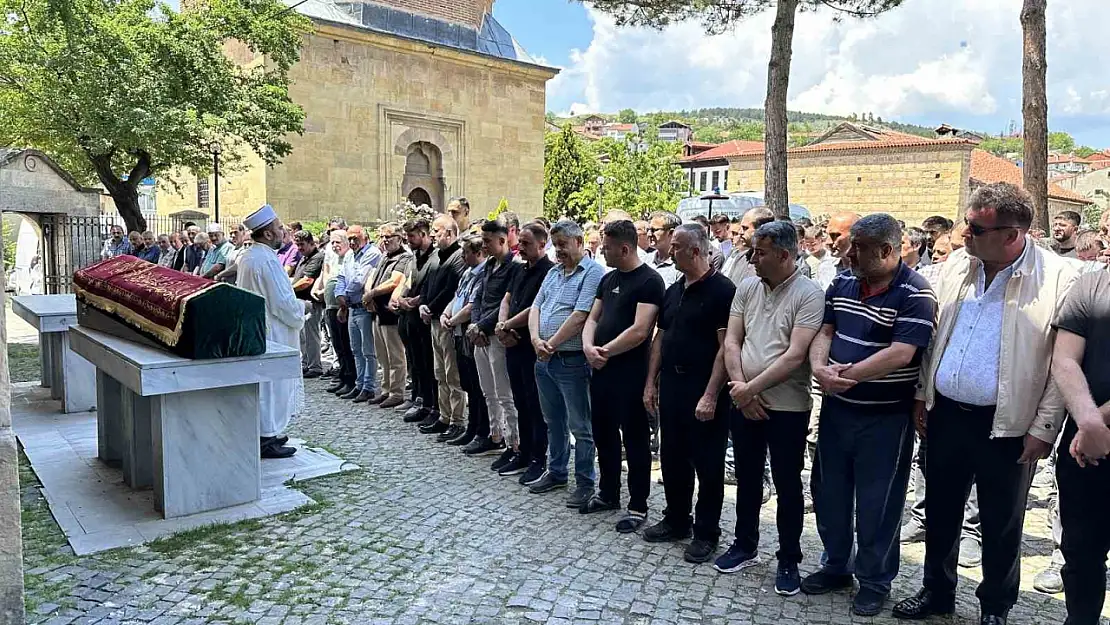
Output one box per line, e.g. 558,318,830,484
19,448,79,615
8,342,41,384
146,518,265,554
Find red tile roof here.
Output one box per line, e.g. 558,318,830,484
1087,151,1110,161
717,131,976,158
970,150,1088,203
681,139,765,162
1048,153,1092,165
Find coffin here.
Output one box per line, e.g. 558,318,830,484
73,255,266,359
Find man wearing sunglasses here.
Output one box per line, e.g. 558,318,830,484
893,182,1080,625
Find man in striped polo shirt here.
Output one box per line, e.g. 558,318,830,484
802,213,938,617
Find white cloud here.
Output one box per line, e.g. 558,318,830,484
548,1,1110,144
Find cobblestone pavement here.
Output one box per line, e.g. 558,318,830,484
20,375,1083,625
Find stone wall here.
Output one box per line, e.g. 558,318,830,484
159,25,554,225
0,232,25,624
0,152,100,217
156,146,269,222
728,146,972,224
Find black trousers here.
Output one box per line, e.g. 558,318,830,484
454,335,489,439
325,308,356,387
592,360,653,513
659,370,729,542
732,406,808,564
923,394,1035,616
402,313,437,411
1058,419,1110,625
506,344,547,465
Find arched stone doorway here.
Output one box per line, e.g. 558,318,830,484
407,187,432,207
401,142,445,211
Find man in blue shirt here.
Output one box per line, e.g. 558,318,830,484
335,225,383,402
528,220,605,506
802,213,937,617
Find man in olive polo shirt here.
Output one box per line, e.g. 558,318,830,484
718,221,825,595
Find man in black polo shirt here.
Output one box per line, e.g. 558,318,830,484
642,223,735,564
496,222,555,482
292,231,326,378
582,219,664,531
1048,271,1110,625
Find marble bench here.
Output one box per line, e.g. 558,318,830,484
68,325,301,519
12,294,96,413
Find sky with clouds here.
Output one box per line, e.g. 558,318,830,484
493,0,1110,147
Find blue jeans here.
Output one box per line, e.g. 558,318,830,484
812,396,913,595
348,308,379,394
535,351,595,488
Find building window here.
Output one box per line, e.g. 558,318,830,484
700,172,708,191
197,179,210,209
724,170,729,190
711,171,720,191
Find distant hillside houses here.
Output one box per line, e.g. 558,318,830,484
571,116,693,144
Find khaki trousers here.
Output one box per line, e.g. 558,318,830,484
431,320,466,426
373,321,407,399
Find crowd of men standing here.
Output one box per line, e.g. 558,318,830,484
104,186,1109,625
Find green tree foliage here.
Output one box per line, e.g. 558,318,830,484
593,137,688,218
1075,146,1098,158
544,125,601,223
1048,131,1077,153
487,197,510,221
979,136,1025,157
0,0,311,232
1083,203,1104,229
618,108,638,124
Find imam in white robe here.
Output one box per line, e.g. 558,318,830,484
237,243,305,437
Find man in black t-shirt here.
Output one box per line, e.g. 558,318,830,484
496,222,556,482
643,223,736,564
582,220,664,532
292,231,326,378
1050,271,1110,625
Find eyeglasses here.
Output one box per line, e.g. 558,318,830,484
963,217,1015,237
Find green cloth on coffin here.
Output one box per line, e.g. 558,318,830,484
73,255,267,359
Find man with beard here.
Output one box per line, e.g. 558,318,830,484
814,212,861,290
367,223,413,408
722,208,775,285
804,213,936,617
1053,211,1082,258
236,205,304,459
582,219,664,532
496,222,555,481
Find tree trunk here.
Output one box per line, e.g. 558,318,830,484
764,0,799,220
1021,0,1049,232
105,185,147,233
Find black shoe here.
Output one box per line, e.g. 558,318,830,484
579,494,619,514
463,437,504,456
260,440,296,459
447,431,475,446
330,384,354,397
642,518,692,543
491,449,516,471
417,413,439,428
980,613,1007,625
367,393,388,406
498,454,529,476
403,408,429,423
615,511,647,534
351,390,373,403
566,485,595,508
325,380,346,393
852,587,887,617
892,589,955,620
339,388,362,400
528,471,568,494
438,425,465,443
303,370,322,379
775,561,801,596
519,461,546,485
800,569,854,595
420,420,450,435
684,538,718,564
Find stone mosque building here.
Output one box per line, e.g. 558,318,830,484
158,0,557,223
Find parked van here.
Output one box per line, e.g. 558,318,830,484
676,192,811,223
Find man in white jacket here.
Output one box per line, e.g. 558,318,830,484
237,204,305,459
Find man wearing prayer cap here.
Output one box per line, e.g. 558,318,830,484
236,204,305,458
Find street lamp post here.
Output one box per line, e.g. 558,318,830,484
596,174,606,219
209,141,222,223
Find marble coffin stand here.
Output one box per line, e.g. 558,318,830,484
68,325,301,519
11,294,96,414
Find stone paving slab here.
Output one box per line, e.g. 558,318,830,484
14,384,355,556
19,376,1089,624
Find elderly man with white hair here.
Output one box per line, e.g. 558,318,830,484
236,204,304,459
200,222,234,279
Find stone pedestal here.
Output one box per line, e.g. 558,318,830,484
69,325,300,519
12,295,96,413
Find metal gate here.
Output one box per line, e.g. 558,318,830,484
40,215,107,294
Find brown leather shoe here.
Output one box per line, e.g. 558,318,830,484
367,393,388,406
379,396,404,409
